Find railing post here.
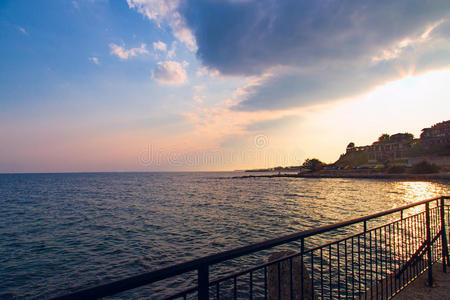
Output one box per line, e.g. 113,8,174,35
198,265,209,300
425,202,433,286
441,197,449,273
300,237,305,300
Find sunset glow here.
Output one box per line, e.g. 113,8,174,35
1,1,450,173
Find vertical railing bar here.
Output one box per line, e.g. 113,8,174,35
337,242,340,300
434,207,438,264
437,205,441,263
233,276,237,300
278,262,281,300
249,271,253,300
364,223,367,300
438,205,442,262
431,207,436,264
290,257,293,300
396,218,400,293
382,226,385,299
432,205,436,260
264,266,267,300
311,250,314,300
352,237,355,300
411,214,416,283
198,265,209,300
369,230,373,300
435,206,439,262
405,214,412,282
384,226,388,299
410,213,414,281
301,238,305,300
447,206,450,251
442,197,449,273
358,234,361,300
375,228,378,299
417,212,422,275
329,245,332,300
379,227,382,299
380,227,384,299
388,223,393,298
413,214,418,280
216,282,219,300
426,202,433,287
345,239,348,299
320,248,324,299
401,214,406,287
421,211,426,278
406,214,411,283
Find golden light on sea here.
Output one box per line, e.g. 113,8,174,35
392,181,447,216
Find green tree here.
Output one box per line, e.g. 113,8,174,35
302,158,325,172
378,134,390,143
404,133,414,140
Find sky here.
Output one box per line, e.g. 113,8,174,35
0,0,450,173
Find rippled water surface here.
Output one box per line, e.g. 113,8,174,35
0,172,448,298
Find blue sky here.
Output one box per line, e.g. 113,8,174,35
1,0,450,172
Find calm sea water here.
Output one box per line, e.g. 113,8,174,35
0,172,449,299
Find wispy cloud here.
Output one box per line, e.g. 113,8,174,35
193,95,205,103
167,41,176,58
88,57,100,65
126,0,196,51
109,43,149,60
153,40,167,52
196,66,220,78
17,26,27,35
193,84,205,92
371,20,446,62
152,60,188,85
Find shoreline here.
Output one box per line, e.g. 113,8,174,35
234,172,450,181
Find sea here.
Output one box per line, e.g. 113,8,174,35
0,172,449,299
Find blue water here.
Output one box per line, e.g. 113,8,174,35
0,172,448,299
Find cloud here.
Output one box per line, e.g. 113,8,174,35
167,41,177,58
88,57,100,65
193,95,204,103
153,40,167,52
152,60,188,85
181,1,450,74
246,115,301,132
17,26,27,35
126,0,196,50
109,43,149,60
196,66,220,77
174,0,450,111
193,84,205,92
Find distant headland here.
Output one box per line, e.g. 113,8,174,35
242,120,450,180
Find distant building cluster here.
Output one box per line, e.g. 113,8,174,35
420,120,450,148
345,120,450,163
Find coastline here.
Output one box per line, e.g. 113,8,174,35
234,172,450,181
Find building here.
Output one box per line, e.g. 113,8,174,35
420,120,450,148
343,120,449,165
367,133,414,162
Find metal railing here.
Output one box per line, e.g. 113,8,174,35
53,196,450,299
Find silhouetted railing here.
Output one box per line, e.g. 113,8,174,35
53,196,450,299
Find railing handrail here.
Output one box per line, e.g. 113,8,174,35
53,195,449,299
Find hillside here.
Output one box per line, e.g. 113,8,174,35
334,151,369,168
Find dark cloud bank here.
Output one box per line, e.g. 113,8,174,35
179,0,450,110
